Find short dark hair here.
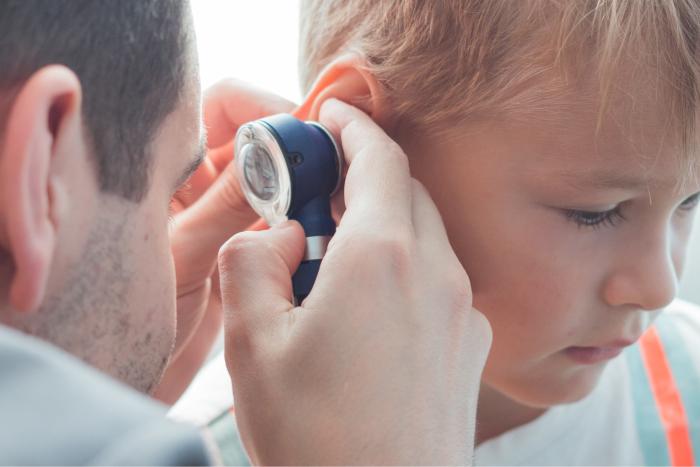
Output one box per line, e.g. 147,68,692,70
0,0,189,201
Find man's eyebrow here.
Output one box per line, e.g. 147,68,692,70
175,137,207,190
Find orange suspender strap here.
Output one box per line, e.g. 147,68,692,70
639,327,695,466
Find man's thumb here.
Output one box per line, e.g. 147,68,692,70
218,220,305,341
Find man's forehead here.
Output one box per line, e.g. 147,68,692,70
148,73,204,193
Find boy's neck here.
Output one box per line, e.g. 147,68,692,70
475,383,548,446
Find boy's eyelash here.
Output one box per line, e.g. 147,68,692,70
564,207,626,229
564,192,700,230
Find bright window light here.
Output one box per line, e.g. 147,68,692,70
192,0,302,103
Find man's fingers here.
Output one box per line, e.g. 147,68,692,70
318,98,396,164
319,99,413,230
410,179,451,248
172,160,259,267
208,141,236,173
218,221,305,342
204,79,296,150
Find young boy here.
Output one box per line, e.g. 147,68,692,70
291,0,700,464
182,1,699,464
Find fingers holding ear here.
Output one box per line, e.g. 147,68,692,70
2,65,81,312
218,220,305,348
294,55,396,228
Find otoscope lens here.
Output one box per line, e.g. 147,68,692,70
241,143,279,201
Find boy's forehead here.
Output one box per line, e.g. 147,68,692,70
437,94,699,196
508,75,698,187
524,137,698,198
528,124,692,189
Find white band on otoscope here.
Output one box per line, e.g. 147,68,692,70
304,235,331,261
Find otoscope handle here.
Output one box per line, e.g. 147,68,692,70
291,196,335,304
293,260,322,304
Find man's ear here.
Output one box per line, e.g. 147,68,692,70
294,53,395,131
0,65,82,313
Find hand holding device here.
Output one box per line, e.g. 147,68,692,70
235,114,342,304
155,80,296,403
219,99,492,465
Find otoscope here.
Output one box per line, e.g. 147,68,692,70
234,114,342,304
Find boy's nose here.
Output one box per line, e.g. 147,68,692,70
601,226,679,312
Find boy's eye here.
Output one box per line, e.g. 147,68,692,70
563,193,699,229
679,193,700,212
564,206,625,229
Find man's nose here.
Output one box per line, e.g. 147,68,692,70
602,225,679,312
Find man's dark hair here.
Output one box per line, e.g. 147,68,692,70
0,0,188,201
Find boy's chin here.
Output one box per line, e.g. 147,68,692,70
502,362,609,409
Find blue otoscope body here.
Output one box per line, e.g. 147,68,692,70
235,114,342,304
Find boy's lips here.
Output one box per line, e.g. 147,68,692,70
564,338,638,365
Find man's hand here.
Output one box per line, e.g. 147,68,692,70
153,80,295,403
218,99,492,465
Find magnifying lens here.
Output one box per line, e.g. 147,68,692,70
235,114,342,304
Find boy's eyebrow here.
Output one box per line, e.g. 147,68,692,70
175,137,207,190
557,170,674,191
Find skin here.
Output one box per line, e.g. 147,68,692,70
294,53,699,444
0,18,281,396
219,99,491,464
0,9,491,465
406,77,700,441
0,57,203,393
4,6,693,461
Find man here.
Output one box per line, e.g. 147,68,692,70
0,1,491,464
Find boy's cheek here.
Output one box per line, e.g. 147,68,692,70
470,254,591,358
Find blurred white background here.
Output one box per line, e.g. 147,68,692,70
192,0,301,102
191,0,699,305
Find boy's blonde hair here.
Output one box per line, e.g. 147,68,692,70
299,0,700,180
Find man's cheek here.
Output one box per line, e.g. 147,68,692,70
134,200,177,304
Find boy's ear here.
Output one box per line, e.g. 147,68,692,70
294,53,395,131
0,65,82,313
